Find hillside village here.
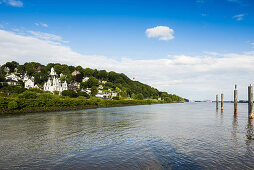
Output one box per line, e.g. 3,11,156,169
1,66,118,99
0,61,185,103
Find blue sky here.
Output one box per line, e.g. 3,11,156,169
1,0,254,58
0,0,254,100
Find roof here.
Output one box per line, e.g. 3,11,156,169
36,66,41,71
72,70,81,75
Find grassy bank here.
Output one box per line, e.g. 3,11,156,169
0,97,167,114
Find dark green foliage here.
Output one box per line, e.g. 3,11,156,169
24,62,41,76
83,68,94,77
68,66,76,73
164,97,173,103
0,97,165,111
8,101,18,110
135,93,144,100
37,93,55,100
0,74,5,82
27,88,44,93
86,77,99,88
91,86,98,96
98,70,108,80
62,90,78,98
77,91,89,98
112,96,120,100
76,74,83,82
0,85,26,94
19,91,38,99
1,61,19,72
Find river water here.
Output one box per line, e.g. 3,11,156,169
0,103,253,169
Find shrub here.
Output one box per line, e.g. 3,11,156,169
18,91,38,99
77,91,89,98
62,90,78,98
38,93,55,100
164,97,173,103
112,96,120,100
0,85,26,94
135,93,144,100
8,101,18,110
28,88,44,93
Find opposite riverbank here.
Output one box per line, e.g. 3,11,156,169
0,97,172,114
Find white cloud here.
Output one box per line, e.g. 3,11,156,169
146,26,174,41
0,29,254,101
1,0,23,7
233,14,245,21
35,23,48,28
251,42,254,48
27,31,67,43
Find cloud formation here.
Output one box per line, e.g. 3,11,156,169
0,29,254,100
233,14,245,21
146,26,174,41
27,31,67,43
35,23,48,28
251,42,254,48
1,0,23,7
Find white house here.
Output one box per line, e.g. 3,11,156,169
5,73,20,82
99,80,107,84
111,92,118,97
43,67,68,94
24,78,35,89
82,77,89,82
98,85,103,90
83,88,91,94
95,93,104,98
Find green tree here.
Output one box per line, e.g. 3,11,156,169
76,74,84,82
18,91,38,99
77,91,89,98
62,90,78,98
83,68,94,77
0,74,5,82
68,66,76,73
91,86,98,96
5,61,19,72
135,93,144,100
164,97,173,103
54,64,63,75
86,77,99,88
98,70,108,80
8,101,18,110
75,65,83,72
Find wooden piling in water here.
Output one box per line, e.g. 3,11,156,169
216,94,219,110
234,85,238,114
221,93,224,110
248,85,253,119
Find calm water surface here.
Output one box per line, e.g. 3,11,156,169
0,103,253,169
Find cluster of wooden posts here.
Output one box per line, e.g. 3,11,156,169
216,84,254,119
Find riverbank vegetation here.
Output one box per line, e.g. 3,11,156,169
0,86,185,113
0,61,186,113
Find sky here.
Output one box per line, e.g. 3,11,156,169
0,0,254,101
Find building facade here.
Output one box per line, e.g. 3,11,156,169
43,67,68,93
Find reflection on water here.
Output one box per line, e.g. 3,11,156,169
246,119,253,151
0,103,254,169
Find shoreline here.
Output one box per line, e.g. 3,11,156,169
0,102,166,115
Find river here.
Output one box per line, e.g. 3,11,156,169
0,103,253,169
